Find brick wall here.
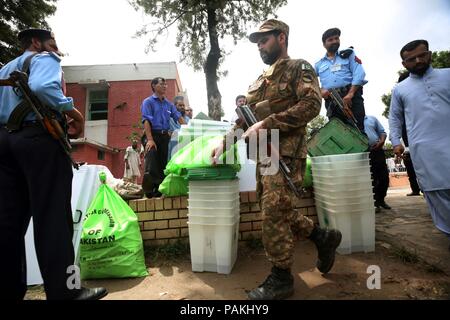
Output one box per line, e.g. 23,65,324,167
128,191,317,246
66,79,180,179
72,144,114,169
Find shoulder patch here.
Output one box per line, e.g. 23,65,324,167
301,62,314,71
354,56,362,64
49,51,62,62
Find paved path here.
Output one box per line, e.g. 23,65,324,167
377,187,450,275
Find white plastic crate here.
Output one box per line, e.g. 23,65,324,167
314,193,374,206
313,186,373,197
311,159,370,170
315,198,375,212
312,173,373,184
188,221,239,274
188,214,239,225
311,152,370,164
188,197,240,209
312,180,373,192
189,180,240,189
188,191,240,201
315,205,375,254
311,166,371,177
188,205,239,217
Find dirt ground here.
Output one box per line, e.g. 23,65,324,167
25,239,450,300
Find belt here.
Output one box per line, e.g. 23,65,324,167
21,120,41,127
1,120,41,129
152,130,170,135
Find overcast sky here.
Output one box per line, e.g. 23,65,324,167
48,0,450,137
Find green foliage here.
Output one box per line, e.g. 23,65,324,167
129,0,288,119
381,50,450,118
130,0,287,71
431,50,450,69
0,0,57,64
126,122,144,143
307,115,328,139
384,142,394,159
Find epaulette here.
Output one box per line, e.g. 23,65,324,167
48,51,62,62
339,47,354,59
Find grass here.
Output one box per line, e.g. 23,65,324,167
393,246,420,264
144,240,190,266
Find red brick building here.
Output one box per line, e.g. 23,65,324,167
63,62,186,179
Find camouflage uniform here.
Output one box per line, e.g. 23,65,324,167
227,56,322,269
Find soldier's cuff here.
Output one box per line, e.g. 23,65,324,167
262,117,274,130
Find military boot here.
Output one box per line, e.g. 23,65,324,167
308,225,342,274
247,266,294,300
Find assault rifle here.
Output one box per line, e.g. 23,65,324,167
3,71,79,169
235,105,302,198
329,88,360,132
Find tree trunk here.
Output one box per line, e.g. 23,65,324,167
204,5,222,121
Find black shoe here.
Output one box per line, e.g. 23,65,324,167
152,191,162,198
309,226,342,274
248,267,294,300
375,201,391,210
375,207,381,213
142,173,152,194
379,202,391,210
73,287,108,300
407,192,421,196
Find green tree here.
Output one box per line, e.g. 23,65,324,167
381,50,450,118
0,0,58,64
306,114,327,140
129,0,287,121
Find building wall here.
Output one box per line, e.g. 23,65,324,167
66,78,180,179
71,144,114,170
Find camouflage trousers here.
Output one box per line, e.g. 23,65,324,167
256,157,315,270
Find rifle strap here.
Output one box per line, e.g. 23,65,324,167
6,53,39,131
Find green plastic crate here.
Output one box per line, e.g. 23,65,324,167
307,118,369,157
186,166,238,181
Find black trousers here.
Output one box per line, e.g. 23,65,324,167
143,132,170,195
369,148,390,204
325,86,366,132
403,152,421,193
0,124,76,300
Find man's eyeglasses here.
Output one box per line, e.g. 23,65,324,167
403,51,431,63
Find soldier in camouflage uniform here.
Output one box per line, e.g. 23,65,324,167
212,19,342,300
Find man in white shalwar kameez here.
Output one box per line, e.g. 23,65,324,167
389,39,450,250
124,140,142,184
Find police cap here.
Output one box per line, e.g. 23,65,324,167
322,28,340,43
18,28,55,42
249,19,289,43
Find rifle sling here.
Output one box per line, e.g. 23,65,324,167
5,101,34,131
5,53,39,131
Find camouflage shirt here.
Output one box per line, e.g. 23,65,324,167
228,57,321,158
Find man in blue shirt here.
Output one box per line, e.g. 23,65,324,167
141,77,186,198
364,115,390,212
168,95,187,160
315,28,367,132
389,39,450,248
0,29,106,300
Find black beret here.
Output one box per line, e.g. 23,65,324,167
18,29,55,41
322,28,341,43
